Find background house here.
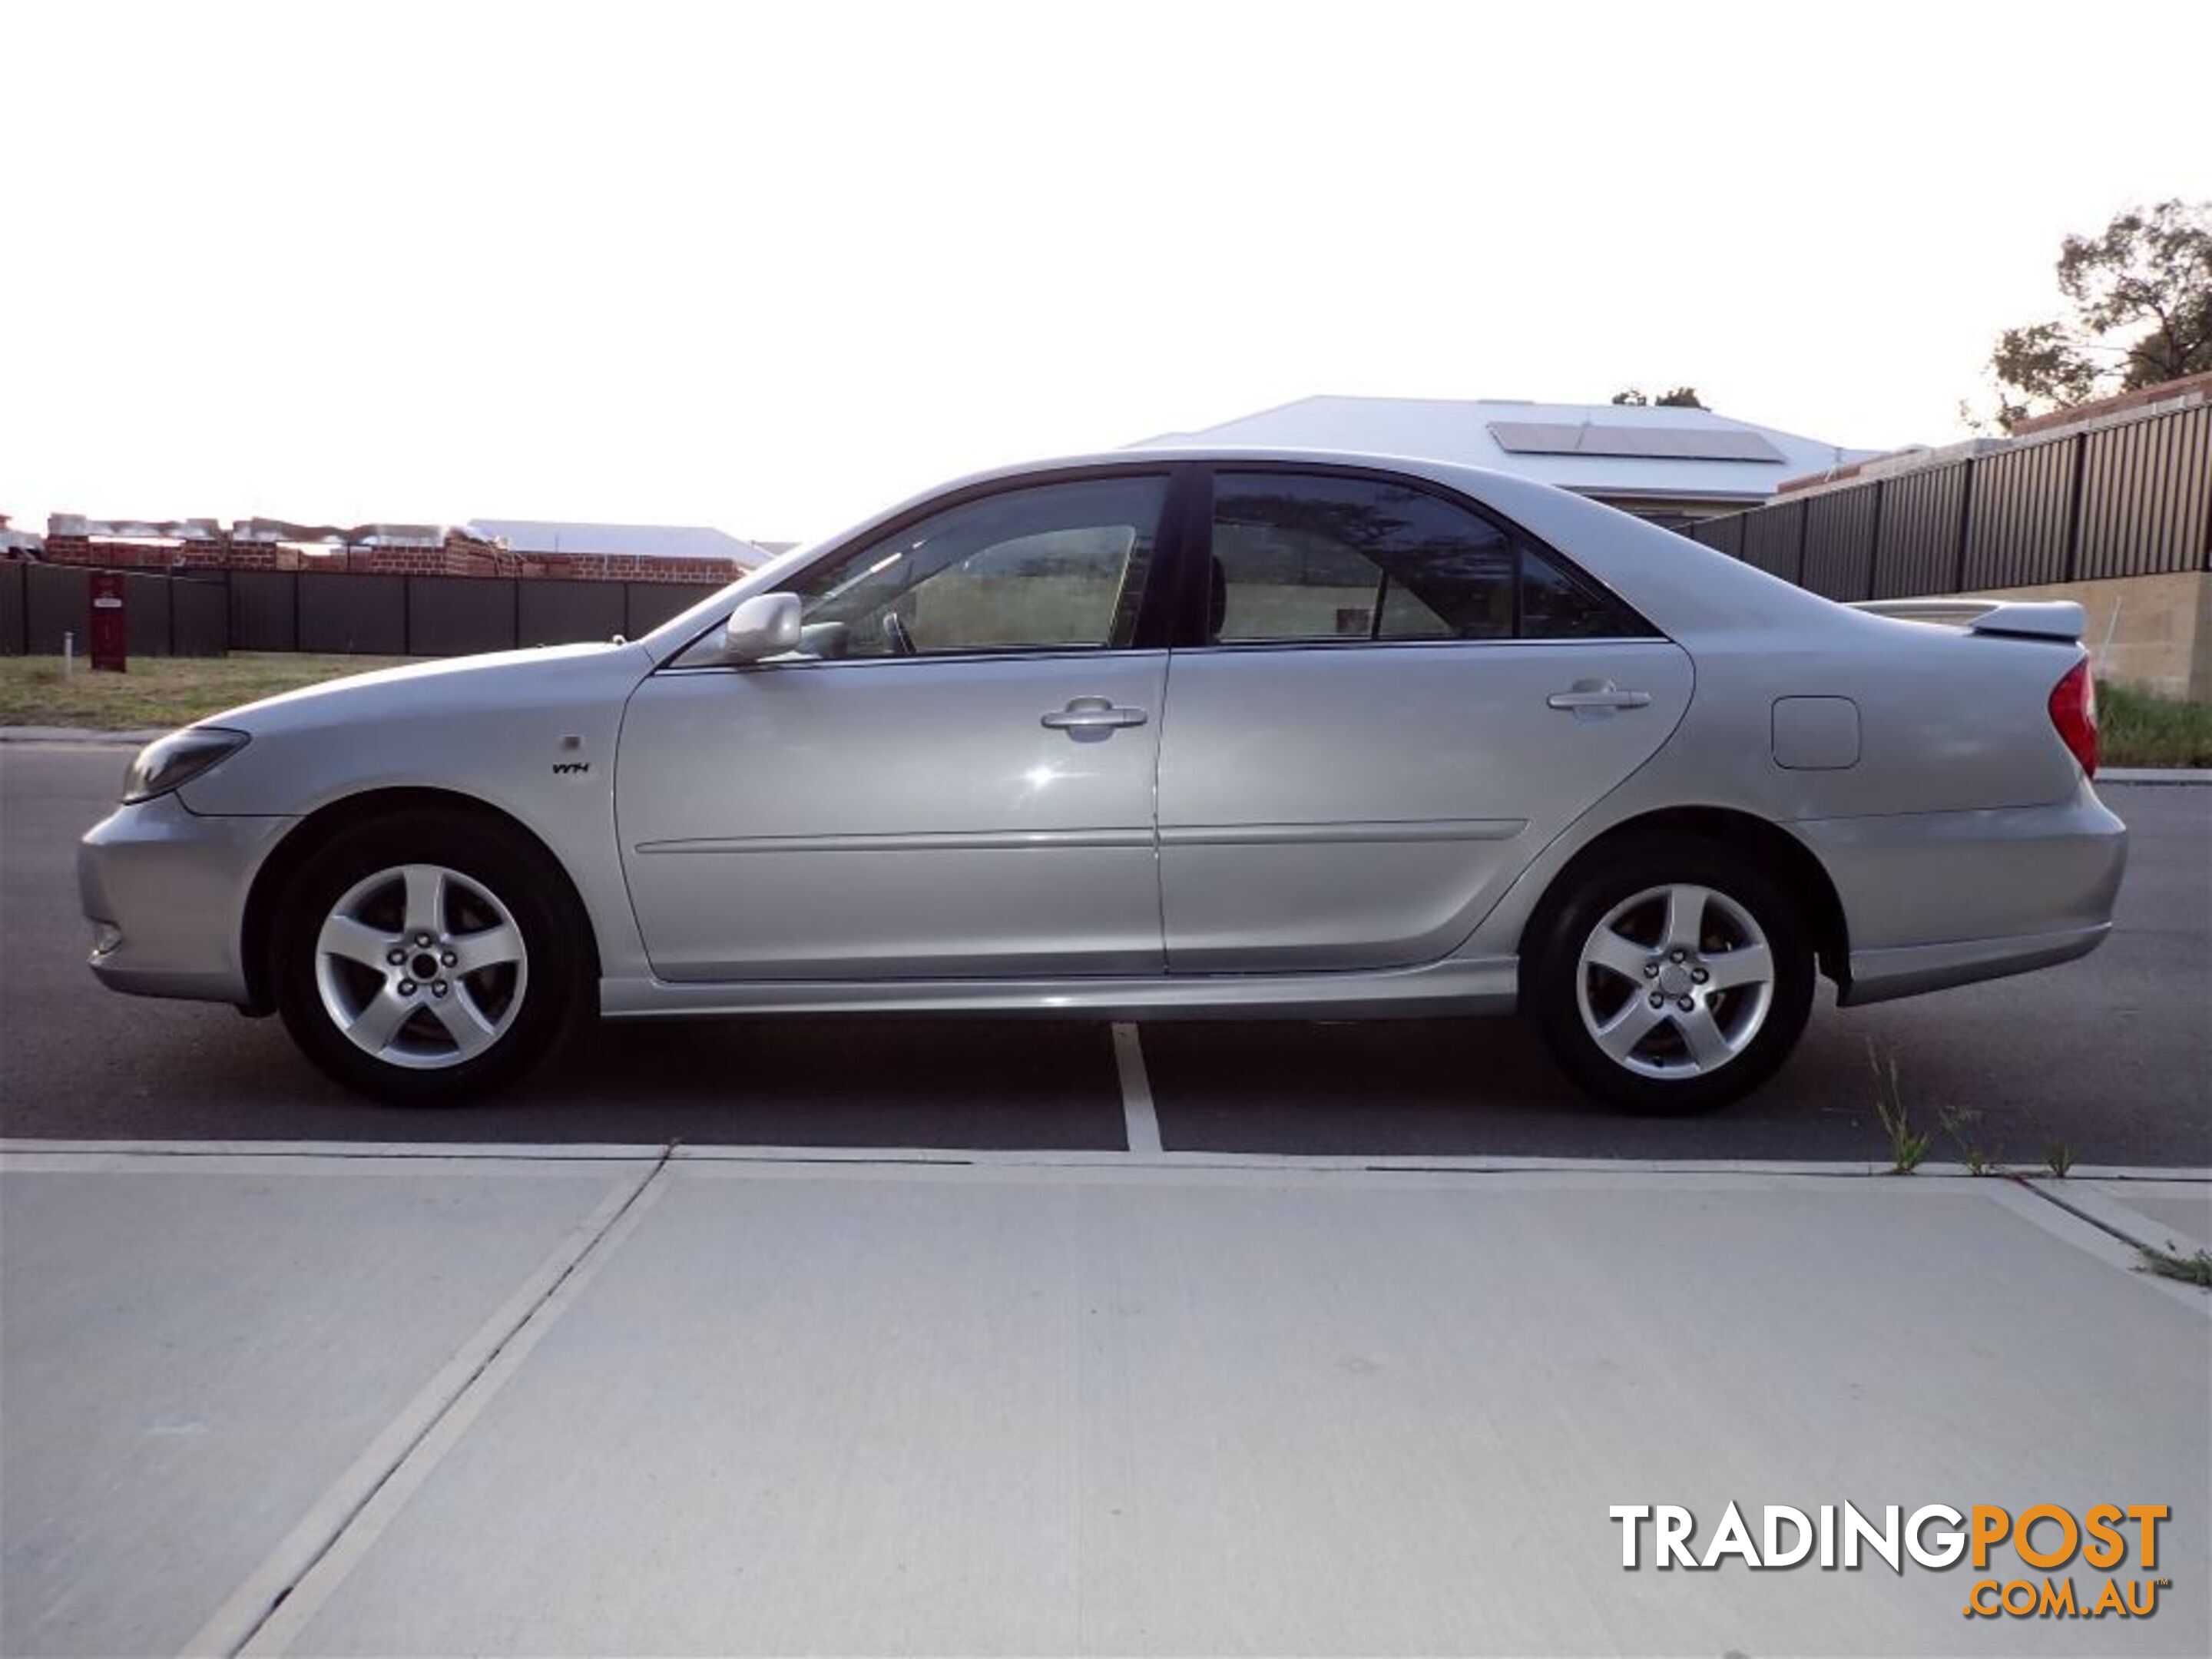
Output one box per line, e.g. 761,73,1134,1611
0,515,45,559
1134,396,1882,528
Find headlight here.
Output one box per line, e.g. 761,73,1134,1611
123,727,250,804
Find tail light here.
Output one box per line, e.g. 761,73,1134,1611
2048,659,2098,778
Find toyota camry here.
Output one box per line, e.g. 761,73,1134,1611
78,450,2127,1111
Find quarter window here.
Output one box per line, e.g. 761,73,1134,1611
784,475,1167,657
1208,472,1651,643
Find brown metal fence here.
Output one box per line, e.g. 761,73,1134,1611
1688,402,2212,599
0,566,730,657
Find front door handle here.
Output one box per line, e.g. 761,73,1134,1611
1041,696,1149,735
1548,680,1652,713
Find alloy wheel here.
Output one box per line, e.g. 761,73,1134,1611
1573,882,1776,1080
312,863,529,1071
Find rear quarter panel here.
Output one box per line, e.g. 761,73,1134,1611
1651,611,2088,822
1427,484,2101,964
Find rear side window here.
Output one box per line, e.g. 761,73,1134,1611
1208,472,1652,643
1519,544,1647,638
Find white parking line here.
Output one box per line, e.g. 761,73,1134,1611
1111,1022,1162,1154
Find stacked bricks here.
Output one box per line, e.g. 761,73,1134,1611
515,551,745,584
39,527,737,584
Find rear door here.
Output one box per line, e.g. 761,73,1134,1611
1155,467,1694,971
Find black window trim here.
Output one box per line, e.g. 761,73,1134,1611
1177,459,1667,652
655,457,1666,674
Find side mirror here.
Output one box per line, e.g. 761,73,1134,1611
717,593,803,663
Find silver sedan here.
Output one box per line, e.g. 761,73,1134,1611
79,450,2127,1111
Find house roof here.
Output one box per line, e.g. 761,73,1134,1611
1132,396,1882,504
467,519,770,565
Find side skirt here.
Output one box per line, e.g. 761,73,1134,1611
597,955,1521,1022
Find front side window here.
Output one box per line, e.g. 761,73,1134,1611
783,475,1167,658
1209,472,1650,643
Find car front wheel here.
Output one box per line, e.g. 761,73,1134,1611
273,812,587,1104
1526,837,1814,1113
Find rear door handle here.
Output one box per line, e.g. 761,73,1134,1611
1548,681,1652,712
1041,696,1149,733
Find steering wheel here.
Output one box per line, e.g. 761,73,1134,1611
880,612,918,657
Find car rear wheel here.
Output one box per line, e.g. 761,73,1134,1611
1526,836,1813,1113
273,811,587,1104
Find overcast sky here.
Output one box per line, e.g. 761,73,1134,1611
5,0,2207,543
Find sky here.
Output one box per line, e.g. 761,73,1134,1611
5,0,2207,545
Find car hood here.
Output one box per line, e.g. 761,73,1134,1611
193,642,644,735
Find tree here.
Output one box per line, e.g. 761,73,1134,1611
1610,386,1706,409
1981,200,2212,432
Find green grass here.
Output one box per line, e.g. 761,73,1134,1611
1869,1040,1931,1174
0,653,425,730
2138,1243,2212,1288
2101,681,2212,768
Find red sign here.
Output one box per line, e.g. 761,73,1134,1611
89,572,127,673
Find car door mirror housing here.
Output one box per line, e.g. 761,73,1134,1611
717,593,803,663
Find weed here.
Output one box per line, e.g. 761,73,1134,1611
1869,1041,1929,1174
1937,1104,2004,1176
2138,1244,2212,1288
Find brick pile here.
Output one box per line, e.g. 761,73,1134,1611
37,522,742,584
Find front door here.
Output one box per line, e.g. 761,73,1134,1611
617,472,1174,981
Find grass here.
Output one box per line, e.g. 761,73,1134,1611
1869,1041,1931,1174
0,653,425,730
2137,1243,2212,1288
1936,1104,2004,1176
2101,681,2212,767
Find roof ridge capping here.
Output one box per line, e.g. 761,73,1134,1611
1487,418,1785,464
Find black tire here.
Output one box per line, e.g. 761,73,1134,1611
273,810,591,1105
1524,835,1814,1114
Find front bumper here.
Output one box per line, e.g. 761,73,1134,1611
1793,781,2128,1006
78,793,296,1003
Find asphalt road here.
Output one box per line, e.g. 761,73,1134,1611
3,743,2206,1164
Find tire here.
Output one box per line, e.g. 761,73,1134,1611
1525,835,1814,1114
273,810,590,1104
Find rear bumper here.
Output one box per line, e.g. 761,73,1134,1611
78,794,294,1003
1793,782,2127,1006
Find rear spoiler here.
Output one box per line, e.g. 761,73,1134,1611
1848,597,2084,642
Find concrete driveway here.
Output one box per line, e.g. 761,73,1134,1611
3,1143,2207,1657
